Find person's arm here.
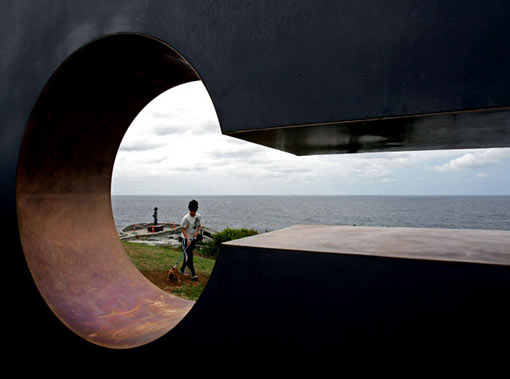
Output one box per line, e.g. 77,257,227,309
193,224,202,238
183,228,190,245
182,216,191,246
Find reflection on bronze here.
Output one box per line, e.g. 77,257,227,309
225,225,510,266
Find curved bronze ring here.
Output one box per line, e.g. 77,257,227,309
17,34,200,348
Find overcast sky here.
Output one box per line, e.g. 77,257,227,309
111,81,510,196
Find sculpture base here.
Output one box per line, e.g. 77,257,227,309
147,224,164,233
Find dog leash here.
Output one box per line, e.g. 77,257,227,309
174,237,194,267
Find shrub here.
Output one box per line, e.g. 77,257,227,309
203,228,258,258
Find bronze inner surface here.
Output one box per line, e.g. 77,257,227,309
17,34,200,348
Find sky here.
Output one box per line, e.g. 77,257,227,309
111,81,510,196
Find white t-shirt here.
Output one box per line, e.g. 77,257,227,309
181,212,201,239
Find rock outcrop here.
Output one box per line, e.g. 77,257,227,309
119,223,217,247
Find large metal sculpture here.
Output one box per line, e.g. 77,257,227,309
2,1,509,364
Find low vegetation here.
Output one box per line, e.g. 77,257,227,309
201,227,258,258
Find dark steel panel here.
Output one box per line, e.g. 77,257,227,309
2,1,509,154
174,241,510,362
231,108,510,155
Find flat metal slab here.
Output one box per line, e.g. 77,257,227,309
225,225,510,266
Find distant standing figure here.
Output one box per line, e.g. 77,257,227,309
180,199,201,281
153,207,158,225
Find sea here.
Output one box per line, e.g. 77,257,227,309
112,195,510,233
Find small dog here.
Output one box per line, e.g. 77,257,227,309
167,265,181,283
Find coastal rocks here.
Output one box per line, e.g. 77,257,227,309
118,222,217,247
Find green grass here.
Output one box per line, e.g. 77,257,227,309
122,241,216,301
122,241,216,272
171,285,206,300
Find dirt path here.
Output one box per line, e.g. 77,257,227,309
141,270,209,301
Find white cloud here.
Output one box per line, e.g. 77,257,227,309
119,139,166,151
428,149,510,172
152,123,186,136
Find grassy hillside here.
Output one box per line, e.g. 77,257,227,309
122,241,215,301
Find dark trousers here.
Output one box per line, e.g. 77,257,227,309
181,238,197,276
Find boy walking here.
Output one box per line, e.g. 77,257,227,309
180,199,201,281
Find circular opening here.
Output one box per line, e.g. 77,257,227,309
111,81,222,304
16,34,201,349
